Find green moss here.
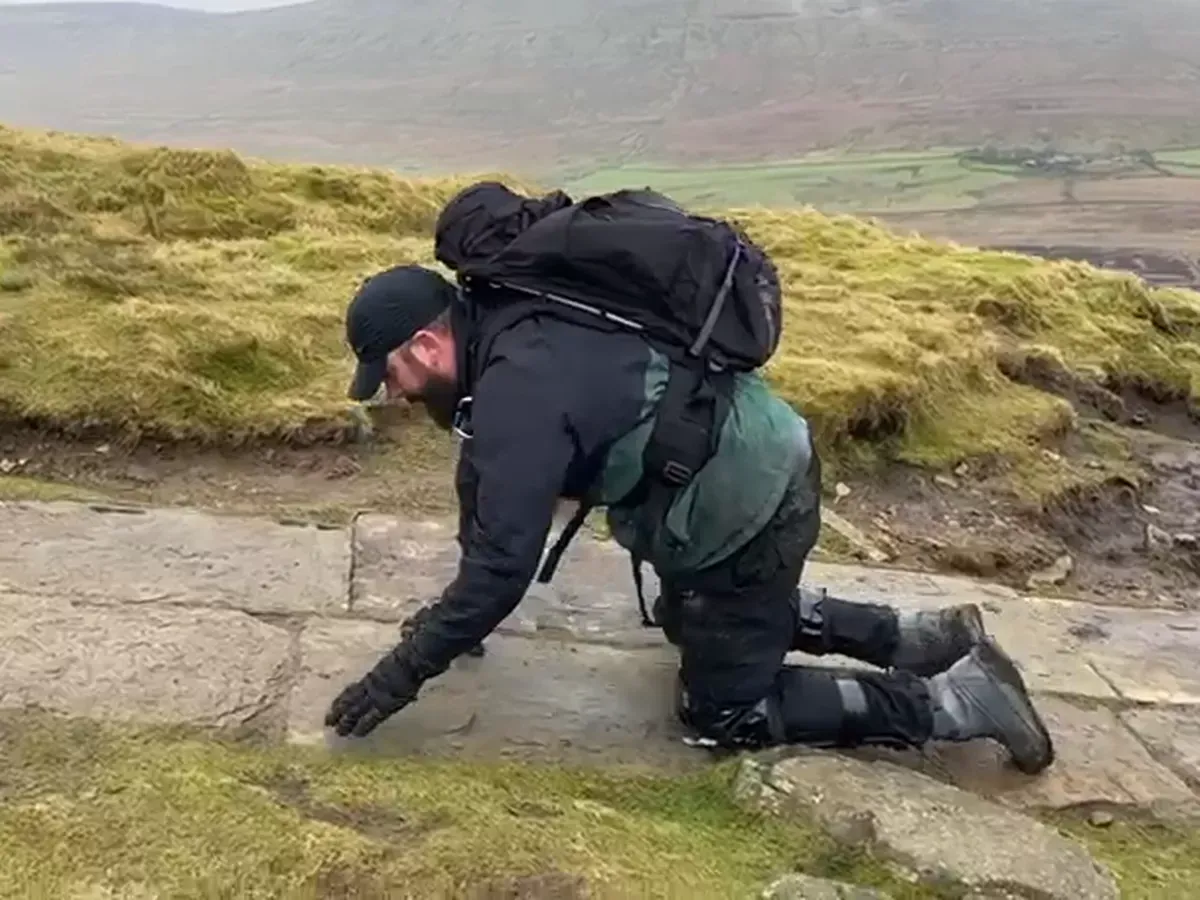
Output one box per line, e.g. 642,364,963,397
812,518,863,562
0,474,103,503
2,713,1197,898
0,712,928,899
1058,816,1200,899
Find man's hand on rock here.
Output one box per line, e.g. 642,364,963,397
325,603,488,737
324,646,420,738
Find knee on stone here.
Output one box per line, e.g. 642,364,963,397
678,690,778,749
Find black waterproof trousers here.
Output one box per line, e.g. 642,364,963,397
656,454,935,750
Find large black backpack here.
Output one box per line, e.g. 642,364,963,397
434,184,785,620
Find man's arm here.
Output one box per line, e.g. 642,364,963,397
452,446,478,556
403,357,574,678
325,351,575,736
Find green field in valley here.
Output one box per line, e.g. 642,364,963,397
562,149,1013,213
1155,148,1200,167
561,145,1200,213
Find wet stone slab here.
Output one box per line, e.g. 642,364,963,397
975,597,1200,705
288,618,701,770
804,561,1022,605
738,752,1119,900
795,573,1200,704
1121,706,1200,792
1064,605,1200,705
350,515,1200,705
349,514,458,617
350,513,664,647
855,697,1196,815
0,591,291,728
0,501,350,615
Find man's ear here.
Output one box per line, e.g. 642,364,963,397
407,329,442,369
411,327,456,378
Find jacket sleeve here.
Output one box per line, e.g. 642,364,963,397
400,352,575,684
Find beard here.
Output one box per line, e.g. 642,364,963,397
418,372,460,432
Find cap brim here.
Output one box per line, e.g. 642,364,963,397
348,355,388,401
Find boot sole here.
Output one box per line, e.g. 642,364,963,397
966,638,1056,775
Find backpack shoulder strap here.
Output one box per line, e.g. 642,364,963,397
618,359,736,626
451,285,544,437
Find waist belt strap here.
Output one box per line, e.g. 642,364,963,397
536,499,594,585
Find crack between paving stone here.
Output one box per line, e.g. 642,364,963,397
2,586,181,607
1108,694,1200,799
1078,659,1200,712
1085,659,1200,807
62,595,338,623
69,594,191,608
323,607,670,652
231,616,306,744
272,618,307,745
37,588,668,654
1033,687,1135,715
345,510,363,615
1084,660,1133,708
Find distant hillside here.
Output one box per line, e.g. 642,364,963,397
2,0,1199,173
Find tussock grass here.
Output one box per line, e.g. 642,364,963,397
3,123,1200,492
0,124,520,442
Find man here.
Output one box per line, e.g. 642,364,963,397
325,187,1054,775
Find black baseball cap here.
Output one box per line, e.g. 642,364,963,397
345,265,455,401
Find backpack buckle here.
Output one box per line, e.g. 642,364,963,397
452,396,474,441
661,459,693,486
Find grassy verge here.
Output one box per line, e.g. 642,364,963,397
1,712,1195,899
4,123,1200,502
0,713,929,900
1055,815,1200,899
0,124,522,442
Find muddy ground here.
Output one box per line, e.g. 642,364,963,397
4,367,1199,616
834,360,1200,611
998,245,1200,290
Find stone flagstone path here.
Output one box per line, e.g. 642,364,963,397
2,499,1200,820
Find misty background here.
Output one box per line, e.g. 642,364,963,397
1,0,1199,181
0,1,289,10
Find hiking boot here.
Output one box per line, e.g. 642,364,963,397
927,638,1055,775
890,603,986,677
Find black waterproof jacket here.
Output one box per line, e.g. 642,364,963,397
401,307,654,685
398,182,815,688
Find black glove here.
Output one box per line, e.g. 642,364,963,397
400,603,486,657
324,644,421,738
325,603,489,738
